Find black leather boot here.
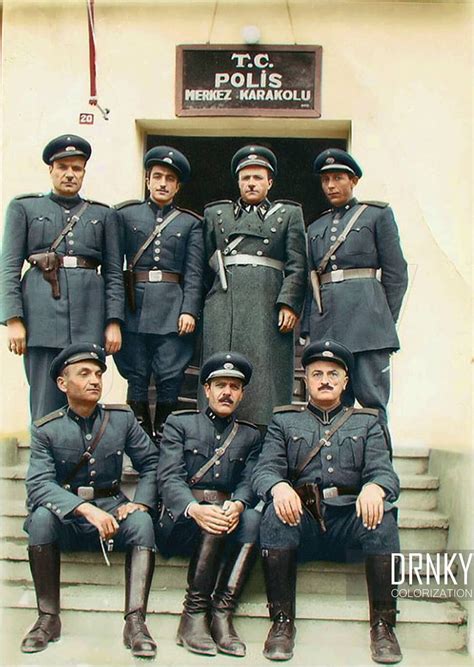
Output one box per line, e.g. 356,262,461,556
153,401,178,441
128,400,154,439
211,542,257,657
366,555,402,664
176,532,226,655
261,548,297,661
21,543,61,653
123,547,157,659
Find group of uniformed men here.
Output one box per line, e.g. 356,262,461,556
1,133,408,663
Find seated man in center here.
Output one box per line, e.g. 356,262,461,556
155,352,262,658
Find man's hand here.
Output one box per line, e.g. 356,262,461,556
115,502,148,522
104,322,122,354
7,318,27,355
271,482,303,526
188,503,230,535
222,500,244,533
74,502,119,539
356,483,386,530
178,314,196,336
278,306,298,334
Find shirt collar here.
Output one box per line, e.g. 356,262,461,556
49,191,83,209
205,406,233,433
307,401,344,425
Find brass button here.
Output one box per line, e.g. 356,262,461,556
263,239,269,244
85,434,92,441
328,467,334,473
90,470,96,477
330,235,337,242
89,457,96,465
326,454,333,461
256,250,263,256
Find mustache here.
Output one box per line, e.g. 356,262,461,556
319,384,334,391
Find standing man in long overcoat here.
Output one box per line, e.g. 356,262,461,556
202,145,307,429
302,148,408,449
1,134,123,421
114,146,204,438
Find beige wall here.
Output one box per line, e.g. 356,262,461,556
1,0,472,451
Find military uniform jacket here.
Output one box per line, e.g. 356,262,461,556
302,198,408,352
1,192,124,348
202,199,307,424
116,200,204,335
26,404,159,521
252,405,399,510
156,410,261,538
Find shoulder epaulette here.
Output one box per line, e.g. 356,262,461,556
86,198,110,208
204,200,234,209
14,193,45,200
273,404,306,414
352,407,379,417
171,409,200,416
236,419,259,429
175,207,203,222
274,199,302,207
359,200,389,208
34,408,66,427
102,404,132,412
114,199,143,210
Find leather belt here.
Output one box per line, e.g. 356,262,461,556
224,254,285,271
322,485,359,500
191,489,231,504
320,268,376,284
29,255,100,269
134,270,181,283
68,484,121,500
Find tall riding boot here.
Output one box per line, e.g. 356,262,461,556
128,400,154,439
21,543,61,653
176,532,226,655
153,401,178,441
123,547,157,659
381,425,393,461
261,548,297,661
366,555,402,664
211,542,257,657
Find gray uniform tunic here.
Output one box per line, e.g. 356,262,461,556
202,199,307,425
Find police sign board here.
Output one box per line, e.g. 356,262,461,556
176,44,322,117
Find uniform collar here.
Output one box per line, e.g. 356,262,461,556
235,197,270,219
307,401,344,425
205,407,234,434
147,198,174,217
49,192,83,209
66,404,99,430
333,197,358,215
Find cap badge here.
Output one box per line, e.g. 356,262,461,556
322,351,334,358
65,146,76,152
225,354,232,359
325,341,331,347
326,157,335,164
163,157,173,164
224,362,234,370
168,151,174,156
91,352,98,359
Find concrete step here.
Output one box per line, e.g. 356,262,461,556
2,541,464,600
0,464,440,510
2,609,471,667
3,583,467,652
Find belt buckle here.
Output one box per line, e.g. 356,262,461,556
63,256,78,268
149,269,163,282
204,490,218,503
323,487,338,500
330,269,344,283
77,486,94,500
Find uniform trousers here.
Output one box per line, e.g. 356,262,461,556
260,503,399,562
157,507,261,558
26,505,156,550
343,349,391,425
24,347,65,421
115,331,194,404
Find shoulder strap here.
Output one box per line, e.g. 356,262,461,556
222,234,246,256
128,208,181,270
189,421,240,486
292,408,354,482
50,201,90,252
62,411,110,488
316,204,368,275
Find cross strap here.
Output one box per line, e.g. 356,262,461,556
62,411,110,489
316,204,368,275
189,421,240,486
50,201,90,252
128,208,181,270
292,407,354,483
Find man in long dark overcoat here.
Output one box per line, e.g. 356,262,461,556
201,145,307,429
1,134,123,420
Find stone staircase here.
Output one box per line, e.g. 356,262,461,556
0,438,471,666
